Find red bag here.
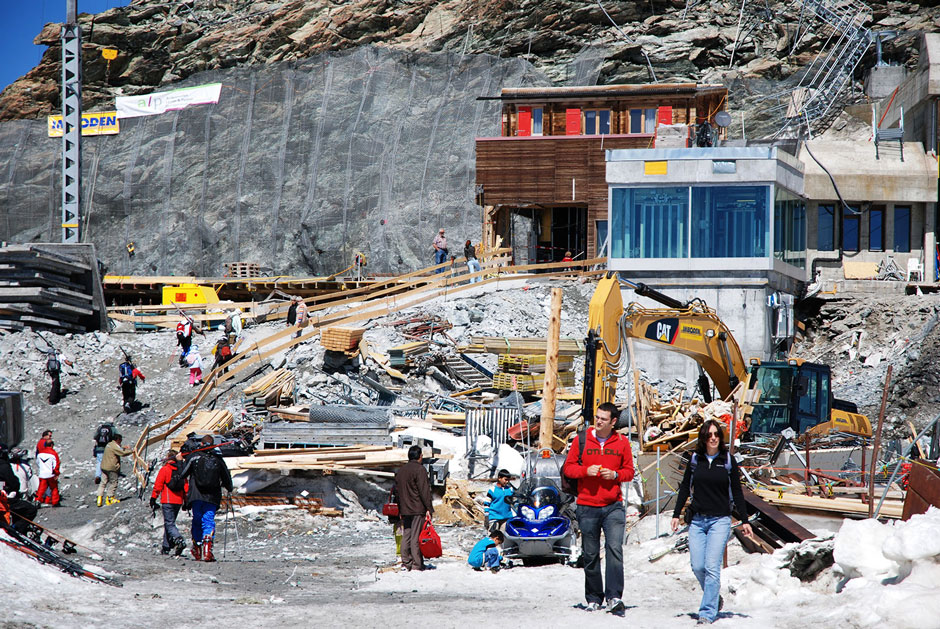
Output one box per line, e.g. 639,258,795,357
418,514,442,559
381,489,399,517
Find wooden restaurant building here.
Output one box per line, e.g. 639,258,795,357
474,83,729,264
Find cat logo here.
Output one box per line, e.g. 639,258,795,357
645,317,679,344
680,325,703,340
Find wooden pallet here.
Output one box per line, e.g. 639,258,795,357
321,326,366,351
492,370,575,392
223,262,262,278
388,341,429,366
170,409,234,448
498,353,574,374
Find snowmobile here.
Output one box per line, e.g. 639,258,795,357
502,475,575,565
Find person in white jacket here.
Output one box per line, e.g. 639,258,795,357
186,346,203,386
35,438,61,506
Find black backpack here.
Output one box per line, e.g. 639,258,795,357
167,462,187,493
94,424,114,448
47,353,61,373
561,428,587,496
193,453,224,492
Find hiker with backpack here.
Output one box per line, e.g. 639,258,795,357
150,449,188,556
118,356,145,413
92,423,115,485
172,435,233,562
45,349,64,405
224,311,242,345
562,402,634,616
670,419,753,626
212,336,233,373
176,315,202,367
186,345,204,387
98,433,134,507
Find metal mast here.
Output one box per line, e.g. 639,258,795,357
61,0,82,243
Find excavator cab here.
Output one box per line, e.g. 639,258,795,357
747,360,870,437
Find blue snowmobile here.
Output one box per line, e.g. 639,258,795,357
502,475,575,565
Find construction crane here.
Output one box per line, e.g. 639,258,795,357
61,0,82,243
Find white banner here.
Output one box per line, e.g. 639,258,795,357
116,83,223,119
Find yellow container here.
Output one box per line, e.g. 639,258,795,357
161,283,221,307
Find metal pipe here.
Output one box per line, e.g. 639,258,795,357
868,365,892,517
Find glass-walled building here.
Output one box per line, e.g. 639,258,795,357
606,147,806,281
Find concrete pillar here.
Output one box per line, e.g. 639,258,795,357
925,225,936,283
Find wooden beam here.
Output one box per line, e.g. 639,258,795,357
540,287,562,450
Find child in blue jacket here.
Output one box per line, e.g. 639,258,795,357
484,469,515,530
468,530,504,572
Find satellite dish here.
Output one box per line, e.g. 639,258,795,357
714,111,732,128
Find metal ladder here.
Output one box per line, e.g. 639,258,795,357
778,0,873,137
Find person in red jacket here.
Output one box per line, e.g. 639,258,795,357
563,402,634,616
150,449,188,556
35,434,61,506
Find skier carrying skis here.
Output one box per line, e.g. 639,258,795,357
118,355,145,413
173,435,233,562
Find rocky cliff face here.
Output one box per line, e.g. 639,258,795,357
1,0,936,124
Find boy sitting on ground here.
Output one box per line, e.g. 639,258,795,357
468,529,504,573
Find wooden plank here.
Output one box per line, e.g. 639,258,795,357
742,488,814,543
752,487,904,519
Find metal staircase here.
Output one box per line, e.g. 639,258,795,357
776,0,873,137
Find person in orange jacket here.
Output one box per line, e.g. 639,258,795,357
150,449,188,556
563,402,634,615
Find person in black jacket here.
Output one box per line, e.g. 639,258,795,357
671,420,753,625
0,444,39,534
394,445,433,571
174,435,233,562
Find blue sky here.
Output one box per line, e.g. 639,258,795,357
0,1,128,92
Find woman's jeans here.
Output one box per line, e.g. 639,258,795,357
467,259,481,282
689,514,731,623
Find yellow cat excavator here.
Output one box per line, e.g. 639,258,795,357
582,273,871,438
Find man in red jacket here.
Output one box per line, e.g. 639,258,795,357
150,449,188,556
563,402,634,616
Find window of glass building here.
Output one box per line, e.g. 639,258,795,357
843,214,860,252
773,188,806,269
611,187,688,258
690,185,769,258
894,206,911,252
869,208,884,251
817,205,835,251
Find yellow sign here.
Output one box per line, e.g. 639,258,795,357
47,112,120,137
102,48,118,60
679,324,703,340
644,161,668,176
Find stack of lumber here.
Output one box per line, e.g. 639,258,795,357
461,336,585,356
388,341,429,367
321,326,366,352
170,409,234,448
499,353,574,374
434,479,486,525
493,370,575,392
242,368,295,413
0,245,97,332
236,445,409,478
223,262,262,278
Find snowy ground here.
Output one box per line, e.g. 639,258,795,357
4,508,940,628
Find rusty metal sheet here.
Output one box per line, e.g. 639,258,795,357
902,463,940,520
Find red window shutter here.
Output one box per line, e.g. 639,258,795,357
517,107,531,137
565,109,581,135
657,106,673,125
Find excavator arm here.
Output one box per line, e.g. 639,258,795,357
582,275,749,423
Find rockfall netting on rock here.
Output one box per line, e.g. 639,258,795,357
0,45,604,276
